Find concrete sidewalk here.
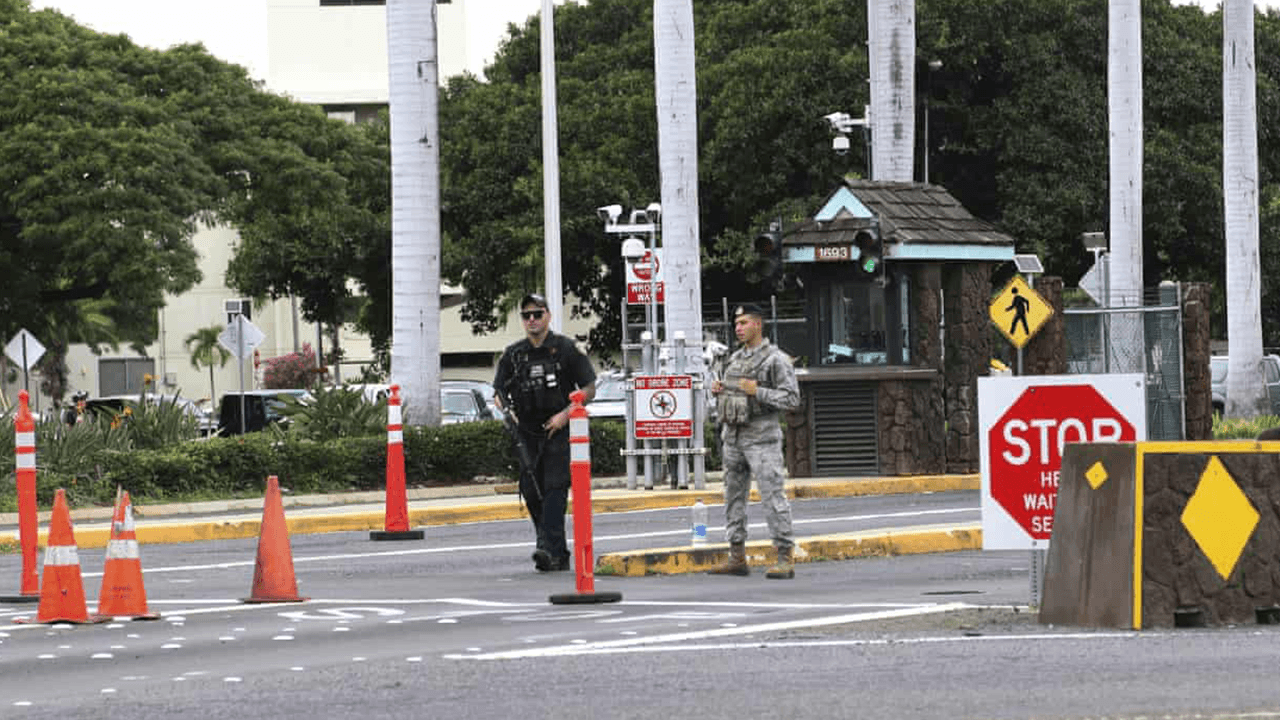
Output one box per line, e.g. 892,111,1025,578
0,474,982,574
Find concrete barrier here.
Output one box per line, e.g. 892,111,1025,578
1041,441,1280,629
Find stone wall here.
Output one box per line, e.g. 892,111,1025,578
1141,451,1280,627
877,378,945,474
1024,276,1067,375
942,263,993,473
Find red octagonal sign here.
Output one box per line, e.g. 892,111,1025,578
988,384,1137,540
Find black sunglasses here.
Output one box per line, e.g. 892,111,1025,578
520,310,545,320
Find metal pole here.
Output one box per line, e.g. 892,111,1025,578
237,316,247,436
623,298,637,490
540,0,564,331
20,335,28,397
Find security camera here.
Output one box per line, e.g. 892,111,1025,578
621,236,646,262
597,204,623,224
645,202,662,224
823,111,851,130
832,134,851,155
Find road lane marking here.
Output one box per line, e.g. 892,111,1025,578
446,603,976,660
69,507,977,578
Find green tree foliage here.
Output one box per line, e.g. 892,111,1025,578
439,0,1280,348
184,325,233,403
0,1,388,357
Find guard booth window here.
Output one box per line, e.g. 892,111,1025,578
814,267,910,366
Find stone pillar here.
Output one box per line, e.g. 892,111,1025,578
942,263,992,473
1181,282,1213,441
1023,276,1067,375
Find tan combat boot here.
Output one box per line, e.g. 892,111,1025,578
708,542,750,576
765,545,795,579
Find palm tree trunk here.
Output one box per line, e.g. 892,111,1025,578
1224,0,1266,417
387,0,443,425
653,0,705,373
867,0,915,182
1106,0,1145,376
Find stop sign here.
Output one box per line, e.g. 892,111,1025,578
987,384,1137,541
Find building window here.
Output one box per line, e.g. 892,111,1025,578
811,266,910,366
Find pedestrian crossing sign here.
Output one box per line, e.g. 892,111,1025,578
989,276,1053,349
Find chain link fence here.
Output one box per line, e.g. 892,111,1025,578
1064,285,1185,440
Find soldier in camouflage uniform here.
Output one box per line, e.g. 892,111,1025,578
708,303,801,579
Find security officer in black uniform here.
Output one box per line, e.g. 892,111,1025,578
493,293,597,571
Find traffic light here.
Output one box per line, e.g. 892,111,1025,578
854,228,882,277
753,225,783,287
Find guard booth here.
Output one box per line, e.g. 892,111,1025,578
776,180,1015,477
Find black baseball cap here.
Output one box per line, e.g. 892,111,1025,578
734,303,766,319
520,293,548,309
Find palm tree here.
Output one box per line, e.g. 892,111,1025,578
184,326,233,405
1223,0,1266,417
386,0,443,426
1107,0,1144,373
867,0,914,181
654,0,705,375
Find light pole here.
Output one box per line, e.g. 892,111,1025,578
924,59,942,184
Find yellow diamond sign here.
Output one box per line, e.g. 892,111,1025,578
1085,461,1109,490
989,276,1053,349
1181,456,1259,580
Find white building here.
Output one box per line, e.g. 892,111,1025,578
18,0,587,414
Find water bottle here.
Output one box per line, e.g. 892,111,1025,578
691,498,708,546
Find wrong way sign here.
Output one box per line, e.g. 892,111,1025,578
978,373,1146,550
624,248,665,304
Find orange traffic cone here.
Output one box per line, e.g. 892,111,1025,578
22,489,101,624
242,476,307,603
95,492,159,620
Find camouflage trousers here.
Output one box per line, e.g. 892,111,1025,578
720,436,793,549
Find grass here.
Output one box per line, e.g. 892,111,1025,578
1212,414,1280,440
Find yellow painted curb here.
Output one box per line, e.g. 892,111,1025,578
594,524,983,577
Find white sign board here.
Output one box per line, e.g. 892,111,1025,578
5,329,45,370
978,373,1146,550
624,248,665,304
219,315,266,359
633,375,694,438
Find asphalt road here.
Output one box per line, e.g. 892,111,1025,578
2,491,1279,719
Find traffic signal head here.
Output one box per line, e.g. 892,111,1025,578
854,228,882,276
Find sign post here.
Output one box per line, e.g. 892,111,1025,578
5,329,46,404
219,315,266,435
988,276,1053,372
979,373,1146,549
980,373,1145,607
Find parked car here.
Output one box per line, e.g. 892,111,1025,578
83,394,217,435
1210,354,1280,416
441,385,495,424
442,379,498,417
217,389,313,436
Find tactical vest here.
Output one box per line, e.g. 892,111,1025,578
510,341,568,419
719,346,775,426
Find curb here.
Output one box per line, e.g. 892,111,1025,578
0,474,981,551
594,524,984,577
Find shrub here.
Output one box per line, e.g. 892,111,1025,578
263,343,319,390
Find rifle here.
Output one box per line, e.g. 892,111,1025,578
497,387,543,503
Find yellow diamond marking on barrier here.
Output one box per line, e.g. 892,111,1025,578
1181,456,1259,580
1085,461,1108,490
